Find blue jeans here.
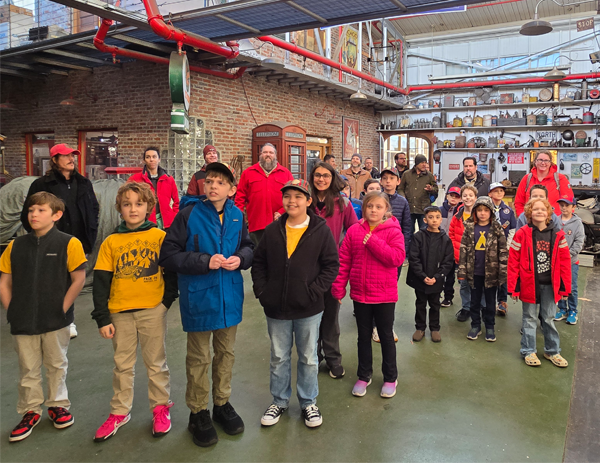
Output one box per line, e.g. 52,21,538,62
520,285,561,356
557,263,579,314
266,313,322,409
497,283,508,304
460,279,486,312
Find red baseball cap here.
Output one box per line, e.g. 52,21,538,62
50,143,80,157
203,145,217,156
447,186,461,196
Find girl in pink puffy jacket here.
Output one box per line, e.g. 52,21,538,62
331,192,405,399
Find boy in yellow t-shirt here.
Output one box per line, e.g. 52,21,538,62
91,182,178,443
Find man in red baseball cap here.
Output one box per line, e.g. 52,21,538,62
20,143,99,338
186,145,219,196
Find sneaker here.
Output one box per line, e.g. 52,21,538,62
94,414,130,442
456,309,470,322
485,328,496,342
380,380,398,398
402,260,409,267
48,407,74,429
441,299,453,308
431,331,442,343
372,327,380,343
188,409,218,447
302,404,322,428
496,301,508,317
412,330,425,342
9,411,40,442
213,402,244,435
566,311,578,325
351,379,372,397
554,309,568,321
544,353,569,368
329,365,345,379
152,403,173,437
467,326,482,340
524,353,541,366
260,404,287,427
69,323,78,339
393,330,399,342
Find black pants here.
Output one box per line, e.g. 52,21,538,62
414,290,442,331
411,213,425,232
443,264,456,301
470,275,497,329
318,289,342,369
372,267,401,329
354,301,397,383
249,229,265,247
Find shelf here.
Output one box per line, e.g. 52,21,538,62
437,148,598,151
377,124,600,132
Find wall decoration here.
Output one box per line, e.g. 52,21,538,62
342,27,359,69
571,163,582,179
508,152,524,164
562,153,578,162
342,117,359,160
478,164,489,174
593,158,600,183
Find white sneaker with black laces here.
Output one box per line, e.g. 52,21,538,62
260,404,287,426
302,404,322,428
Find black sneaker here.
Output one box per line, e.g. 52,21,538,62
212,402,244,435
188,410,218,447
329,365,345,379
302,404,322,428
9,411,40,442
456,309,471,322
48,407,74,429
441,299,453,308
260,404,287,426
467,326,482,340
485,328,496,342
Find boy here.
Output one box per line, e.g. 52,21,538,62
440,186,461,307
488,182,517,316
0,192,87,442
407,206,454,342
92,182,178,442
554,196,584,325
360,178,381,199
252,179,339,429
515,184,561,232
340,174,363,219
159,162,254,447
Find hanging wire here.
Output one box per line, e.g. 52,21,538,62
240,74,259,127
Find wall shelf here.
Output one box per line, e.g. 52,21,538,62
437,147,598,152
377,124,600,133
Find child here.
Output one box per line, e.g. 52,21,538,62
488,182,517,317
92,182,178,442
440,186,462,307
340,174,363,219
515,184,561,232
252,179,339,428
554,196,584,325
309,162,358,380
159,163,254,446
508,198,571,367
332,192,405,399
458,196,508,342
0,192,87,442
360,178,381,199
407,206,454,342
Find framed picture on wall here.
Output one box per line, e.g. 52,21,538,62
342,117,359,160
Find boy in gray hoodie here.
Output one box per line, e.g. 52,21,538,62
554,196,584,325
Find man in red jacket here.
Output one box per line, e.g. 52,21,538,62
235,143,294,245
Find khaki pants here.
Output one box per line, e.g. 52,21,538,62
13,326,71,415
110,304,170,415
186,326,237,413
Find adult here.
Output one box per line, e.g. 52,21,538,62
21,143,99,339
394,152,409,179
339,153,371,199
323,154,337,170
128,147,179,230
363,157,380,179
397,154,438,231
235,143,293,245
187,145,219,195
514,150,571,216
448,157,490,198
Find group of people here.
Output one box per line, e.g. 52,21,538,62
0,143,583,450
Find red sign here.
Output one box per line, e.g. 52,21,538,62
508,152,524,164
449,164,460,170
577,17,594,32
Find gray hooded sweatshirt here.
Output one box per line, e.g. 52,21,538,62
559,214,585,264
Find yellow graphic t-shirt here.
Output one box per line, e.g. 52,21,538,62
94,228,166,313
0,237,87,274
286,216,310,258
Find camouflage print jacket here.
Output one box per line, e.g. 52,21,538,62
457,219,508,288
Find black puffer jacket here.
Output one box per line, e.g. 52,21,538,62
448,171,491,198
251,209,339,320
406,228,455,294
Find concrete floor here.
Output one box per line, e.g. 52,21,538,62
0,268,592,462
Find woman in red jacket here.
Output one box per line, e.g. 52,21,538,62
128,147,180,229
508,198,571,368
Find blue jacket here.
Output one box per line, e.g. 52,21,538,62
440,199,460,233
342,193,362,220
159,195,254,332
492,200,517,239
387,192,412,255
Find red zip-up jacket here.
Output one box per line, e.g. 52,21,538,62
507,225,571,304
128,167,180,228
513,165,572,216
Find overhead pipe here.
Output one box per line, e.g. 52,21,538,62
141,0,239,59
94,19,246,79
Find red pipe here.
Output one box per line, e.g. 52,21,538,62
94,19,246,79
141,0,239,59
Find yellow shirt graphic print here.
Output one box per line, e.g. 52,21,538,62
475,231,487,251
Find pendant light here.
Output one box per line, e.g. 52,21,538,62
520,0,552,35
350,79,367,100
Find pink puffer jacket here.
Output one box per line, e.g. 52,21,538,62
332,216,405,304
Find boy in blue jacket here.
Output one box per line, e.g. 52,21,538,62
159,163,253,448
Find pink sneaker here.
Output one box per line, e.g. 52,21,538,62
152,402,173,437
380,380,398,398
94,414,130,442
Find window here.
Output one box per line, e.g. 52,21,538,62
382,134,429,169
79,130,119,180
295,29,326,54
25,133,55,176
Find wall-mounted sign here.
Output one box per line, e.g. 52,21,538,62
508,152,524,164
169,52,190,134
256,131,279,137
577,17,594,32
593,158,600,183
449,164,460,170
285,132,304,139
171,104,189,134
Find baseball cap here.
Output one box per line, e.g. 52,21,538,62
205,162,236,183
488,182,506,193
281,178,311,198
203,145,217,156
556,195,576,205
380,168,399,178
50,143,80,157
447,186,461,196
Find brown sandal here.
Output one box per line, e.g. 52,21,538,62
544,353,568,368
524,353,541,366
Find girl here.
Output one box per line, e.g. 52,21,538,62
310,162,358,379
332,192,405,398
457,196,507,342
508,198,571,368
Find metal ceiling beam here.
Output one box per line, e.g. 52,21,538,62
43,49,112,65
2,61,70,76
389,0,408,13
47,0,152,31
266,74,287,80
289,80,309,86
0,67,43,79
215,14,261,34
285,1,327,23
277,77,298,83
253,70,276,76
111,34,174,53
30,56,93,72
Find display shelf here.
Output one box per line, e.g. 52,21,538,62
377,124,600,133
437,147,598,151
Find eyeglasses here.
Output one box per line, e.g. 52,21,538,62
314,173,332,179
536,159,551,164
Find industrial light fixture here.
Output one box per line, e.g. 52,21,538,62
520,0,553,35
544,55,574,80
60,86,79,106
327,116,342,124
403,102,417,109
0,100,18,110
261,56,285,69
350,79,368,100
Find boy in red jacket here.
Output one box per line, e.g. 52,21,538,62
508,198,571,368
